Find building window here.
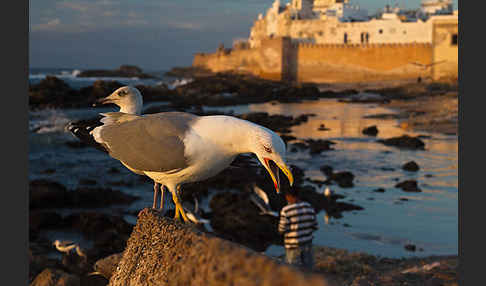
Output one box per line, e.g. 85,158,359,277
379,29,383,34
344,33,348,44
451,34,458,45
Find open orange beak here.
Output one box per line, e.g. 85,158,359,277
263,157,294,193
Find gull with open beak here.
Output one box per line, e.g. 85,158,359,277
71,85,294,222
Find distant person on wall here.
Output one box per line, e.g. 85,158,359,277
278,190,318,270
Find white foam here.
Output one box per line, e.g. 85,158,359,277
168,78,193,90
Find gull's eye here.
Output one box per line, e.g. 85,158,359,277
118,90,127,97
263,145,272,153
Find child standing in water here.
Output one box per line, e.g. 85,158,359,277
278,190,319,270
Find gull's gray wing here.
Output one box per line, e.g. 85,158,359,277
97,112,198,173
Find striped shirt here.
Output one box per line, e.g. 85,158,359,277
278,201,318,249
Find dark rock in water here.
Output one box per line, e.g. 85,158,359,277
280,134,297,144
399,197,409,201
377,135,425,150
305,139,336,154
108,167,120,174
291,142,308,150
362,125,379,136
62,212,133,260
29,180,69,209
71,187,139,207
373,188,386,193
209,192,281,251
78,178,97,186
395,180,422,192
29,179,139,209
93,253,123,280
402,161,420,172
78,65,156,79
30,211,64,233
30,268,80,286
238,112,308,134
320,165,334,177
29,76,78,109
331,171,355,188
319,166,355,188
404,244,417,252
317,124,330,131
65,141,91,149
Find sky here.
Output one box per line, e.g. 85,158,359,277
29,0,458,71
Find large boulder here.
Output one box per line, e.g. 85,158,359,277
109,209,333,286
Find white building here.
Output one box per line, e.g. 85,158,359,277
420,0,454,15
247,0,457,48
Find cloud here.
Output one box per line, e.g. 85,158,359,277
31,18,61,31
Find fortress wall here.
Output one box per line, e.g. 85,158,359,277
293,42,433,83
193,37,288,81
193,39,441,83
431,18,458,81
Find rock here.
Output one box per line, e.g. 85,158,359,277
29,76,78,109
377,135,425,150
30,180,139,209
305,139,336,154
404,244,417,252
209,192,281,251
318,124,330,131
78,179,97,186
319,167,355,188
395,180,422,192
29,180,69,209
78,65,155,79
362,125,378,136
29,253,64,283
80,275,108,286
402,161,420,172
373,188,386,193
109,209,332,286
30,211,64,233
330,171,355,188
93,253,123,280
30,268,80,286
320,165,334,177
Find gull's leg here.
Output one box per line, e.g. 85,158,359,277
172,191,180,220
153,182,160,209
175,186,190,223
159,185,165,212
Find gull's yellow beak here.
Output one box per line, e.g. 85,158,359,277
263,158,294,193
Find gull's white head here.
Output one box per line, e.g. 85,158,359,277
250,126,294,193
96,86,143,115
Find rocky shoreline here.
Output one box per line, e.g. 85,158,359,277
29,69,458,285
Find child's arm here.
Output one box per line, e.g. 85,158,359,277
278,211,289,234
